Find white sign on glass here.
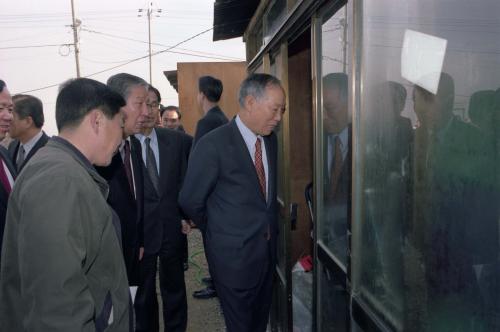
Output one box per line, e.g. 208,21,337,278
401,29,447,94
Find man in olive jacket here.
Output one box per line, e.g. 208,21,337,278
0,78,131,331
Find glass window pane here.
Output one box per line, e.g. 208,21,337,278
318,261,348,331
318,5,350,268
352,1,500,331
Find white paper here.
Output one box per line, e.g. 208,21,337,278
401,29,447,94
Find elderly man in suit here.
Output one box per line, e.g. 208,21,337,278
179,73,286,332
134,84,192,332
0,79,15,265
8,94,49,172
96,73,149,289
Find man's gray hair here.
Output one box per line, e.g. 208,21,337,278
238,73,282,108
107,73,148,100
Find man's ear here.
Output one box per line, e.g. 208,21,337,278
244,95,256,112
89,109,102,134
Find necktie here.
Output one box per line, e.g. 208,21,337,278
330,136,343,192
16,145,25,171
123,140,134,195
254,137,266,199
145,137,160,193
0,158,12,194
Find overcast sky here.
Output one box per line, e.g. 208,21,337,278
0,0,246,135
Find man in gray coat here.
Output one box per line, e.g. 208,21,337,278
0,78,131,331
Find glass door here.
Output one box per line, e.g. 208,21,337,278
312,1,351,331
270,46,294,332
350,0,500,331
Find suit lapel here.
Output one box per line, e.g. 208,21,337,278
230,120,267,203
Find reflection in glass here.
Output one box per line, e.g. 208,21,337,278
319,5,350,268
318,262,348,332
352,1,500,331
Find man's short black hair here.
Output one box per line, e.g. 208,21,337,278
0,80,6,93
56,78,126,132
148,85,161,102
160,105,181,119
198,76,223,103
12,94,45,128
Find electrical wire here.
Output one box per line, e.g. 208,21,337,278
0,43,73,50
18,26,216,93
81,28,244,61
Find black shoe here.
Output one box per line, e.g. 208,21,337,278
192,286,217,299
201,276,212,285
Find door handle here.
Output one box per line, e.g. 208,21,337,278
290,203,298,231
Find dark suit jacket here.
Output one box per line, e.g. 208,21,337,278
8,132,49,172
0,145,16,263
193,106,228,146
179,119,279,289
95,136,144,285
142,128,192,256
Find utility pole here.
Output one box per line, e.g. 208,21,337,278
139,2,162,85
70,0,81,77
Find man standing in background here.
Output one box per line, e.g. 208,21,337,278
8,94,49,172
0,80,15,266
191,75,228,300
161,105,185,132
135,84,192,332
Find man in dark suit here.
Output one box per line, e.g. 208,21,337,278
134,85,192,332
159,104,192,271
179,73,286,332
321,73,351,331
192,75,228,299
0,79,16,266
193,75,228,146
8,94,49,172
96,73,150,289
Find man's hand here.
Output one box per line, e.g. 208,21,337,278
139,247,144,261
181,220,193,235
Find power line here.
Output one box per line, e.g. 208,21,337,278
18,26,215,94
0,43,73,50
81,27,244,61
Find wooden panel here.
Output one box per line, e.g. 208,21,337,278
288,35,313,264
177,62,248,135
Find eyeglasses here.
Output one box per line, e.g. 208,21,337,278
146,102,160,109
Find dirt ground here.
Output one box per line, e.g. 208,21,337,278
158,229,226,331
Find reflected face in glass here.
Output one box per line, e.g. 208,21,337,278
323,84,348,134
122,85,148,136
95,110,124,166
248,84,286,136
413,87,434,129
162,110,180,130
0,88,13,140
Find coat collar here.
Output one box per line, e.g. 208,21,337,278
49,137,109,198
